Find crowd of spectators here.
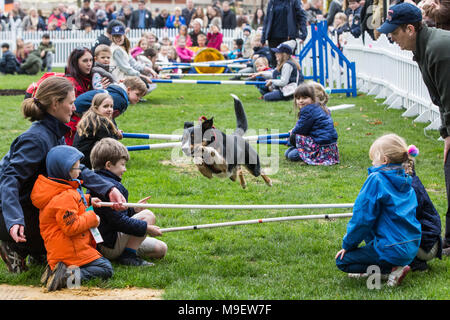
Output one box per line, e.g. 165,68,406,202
1,0,449,76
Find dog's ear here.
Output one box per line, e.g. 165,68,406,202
184,121,194,129
202,117,214,132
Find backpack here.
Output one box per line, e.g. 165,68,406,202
25,72,66,98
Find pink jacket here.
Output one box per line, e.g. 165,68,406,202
176,47,195,63
206,32,223,50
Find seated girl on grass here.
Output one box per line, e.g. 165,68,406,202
285,83,339,166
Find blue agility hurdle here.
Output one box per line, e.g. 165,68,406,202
299,21,357,97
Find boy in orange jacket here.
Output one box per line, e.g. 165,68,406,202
31,145,113,291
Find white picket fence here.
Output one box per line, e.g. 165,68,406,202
343,32,441,133
0,27,247,68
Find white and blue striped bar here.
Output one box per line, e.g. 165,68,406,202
151,79,266,85
127,142,182,151
170,73,254,77
126,139,287,151
157,58,251,66
256,140,288,145
122,133,183,140
123,132,289,141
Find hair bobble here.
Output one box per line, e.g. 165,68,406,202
407,145,419,157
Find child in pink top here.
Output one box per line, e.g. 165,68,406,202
206,25,223,51
176,36,195,63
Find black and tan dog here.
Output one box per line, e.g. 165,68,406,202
181,94,272,189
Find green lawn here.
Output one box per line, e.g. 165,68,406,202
0,71,448,299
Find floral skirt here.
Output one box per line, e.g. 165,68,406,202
295,135,340,166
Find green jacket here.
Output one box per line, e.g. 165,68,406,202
413,25,450,138
20,50,42,75
38,41,55,55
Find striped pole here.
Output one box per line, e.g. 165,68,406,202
151,79,265,85
126,142,181,151
98,202,354,210
158,63,247,68
256,139,288,145
157,58,251,66
159,213,353,233
122,132,290,141
169,73,254,77
122,133,183,140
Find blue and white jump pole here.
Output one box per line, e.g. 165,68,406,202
123,132,290,151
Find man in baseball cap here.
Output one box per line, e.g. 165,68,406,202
378,2,450,259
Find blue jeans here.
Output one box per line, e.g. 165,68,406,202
335,242,395,274
285,146,301,161
263,89,291,102
80,257,113,282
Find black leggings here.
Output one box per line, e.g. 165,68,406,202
0,206,46,257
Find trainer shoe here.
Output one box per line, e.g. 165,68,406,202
46,262,68,292
386,265,411,287
40,264,52,285
117,254,154,267
0,241,28,273
409,258,429,272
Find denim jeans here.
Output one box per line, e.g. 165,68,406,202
42,52,53,72
263,89,286,102
285,146,301,161
335,242,395,274
79,257,113,282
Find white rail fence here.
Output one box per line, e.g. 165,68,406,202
0,27,247,68
343,32,441,133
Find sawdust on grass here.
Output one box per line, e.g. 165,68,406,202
0,284,163,300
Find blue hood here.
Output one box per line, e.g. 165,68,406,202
46,145,84,180
367,164,412,193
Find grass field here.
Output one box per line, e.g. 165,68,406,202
0,71,448,300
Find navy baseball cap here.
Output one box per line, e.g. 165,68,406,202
111,24,125,35
271,43,292,55
377,3,422,34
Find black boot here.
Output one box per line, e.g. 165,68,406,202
117,249,154,267
409,257,429,272
0,241,28,273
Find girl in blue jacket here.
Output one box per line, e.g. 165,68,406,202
335,133,422,287
285,83,339,165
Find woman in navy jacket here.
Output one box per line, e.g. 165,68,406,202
261,0,308,49
0,77,126,274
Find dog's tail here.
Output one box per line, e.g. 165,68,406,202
230,94,247,136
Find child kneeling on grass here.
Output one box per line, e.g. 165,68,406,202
89,138,167,266
285,83,339,166
335,134,422,287
31,145,113,291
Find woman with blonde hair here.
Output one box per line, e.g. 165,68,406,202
263,41,303,101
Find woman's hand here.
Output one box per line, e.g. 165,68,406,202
9,225,26,243
335,249,346,260
265,80,272,87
